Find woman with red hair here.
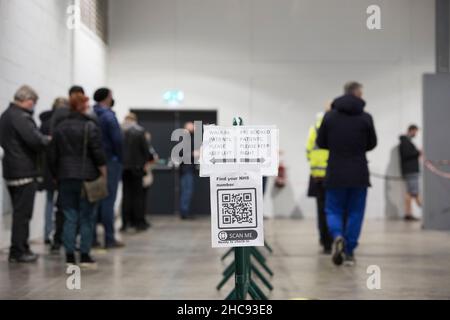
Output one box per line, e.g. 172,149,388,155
50,93,106,267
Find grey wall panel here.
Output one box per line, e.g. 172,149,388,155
423,74,450,230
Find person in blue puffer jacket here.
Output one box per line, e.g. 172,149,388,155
93,88,125,249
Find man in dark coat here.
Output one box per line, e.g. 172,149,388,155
0,85,51,263
317,82,377,266
399,124,421,221
121,112,152,231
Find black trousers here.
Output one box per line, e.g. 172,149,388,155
53,194,64,245
315,179,333,250
122,169,146,227
8,182,37,257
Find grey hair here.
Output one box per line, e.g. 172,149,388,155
14,85,39,103
344,81,362,95
52,97,68,110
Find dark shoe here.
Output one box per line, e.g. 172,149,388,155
66,253,76,265
344,254,356,266
332,236,345,266
9,252,39,263
92,241,102,249
50,243,61,255
181,215,195,220
105,240,125,249
322,247,332,255
404,215,420,222
135,224,150,232
44,238,52,245
79,253,97,269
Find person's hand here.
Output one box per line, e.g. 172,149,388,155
99,165,107,178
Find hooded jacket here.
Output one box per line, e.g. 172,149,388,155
316,94,377,188
399,135,420,176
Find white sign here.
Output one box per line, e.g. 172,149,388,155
210,169,264,248
200,125,279,177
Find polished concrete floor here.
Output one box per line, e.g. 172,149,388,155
0,216,449,300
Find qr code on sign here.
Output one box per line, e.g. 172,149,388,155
217,188,257,229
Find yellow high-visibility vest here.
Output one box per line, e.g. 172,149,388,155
306,115,329,178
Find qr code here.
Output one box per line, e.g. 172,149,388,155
217,188,257,229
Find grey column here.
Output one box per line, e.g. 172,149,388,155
436,0,450,73
422,74,450,230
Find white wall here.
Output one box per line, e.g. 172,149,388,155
0,0,73,247
0,0,108,248
73,24,108,98
108,0,435,219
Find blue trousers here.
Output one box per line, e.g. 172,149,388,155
59,179,96,254
97,159,122,246
325,187,367,255
180,167,194,217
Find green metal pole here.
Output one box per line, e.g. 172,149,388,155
264,241,273,253
217,263,235,290
222,261,235,276
250,279,268,300
234,247,250,300
225,288,237,300
251,264,274,291
221,248,234,261
252,252,274,276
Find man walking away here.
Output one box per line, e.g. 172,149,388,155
306,111,332,254
121,113,152,232
0,85,51,263
399,125,422,221
317,82,377,266
93,88,124,248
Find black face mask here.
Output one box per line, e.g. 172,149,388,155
111,99,115,108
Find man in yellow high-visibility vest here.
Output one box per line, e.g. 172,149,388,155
306,112,332,254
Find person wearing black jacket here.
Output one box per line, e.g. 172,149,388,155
317,82,377,266
399,124,421,221
50,93,106,267
121,113,152,231
0,85,51,263
39,97,68,246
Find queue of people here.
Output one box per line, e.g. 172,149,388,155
0,84,156,266
0,81,423,269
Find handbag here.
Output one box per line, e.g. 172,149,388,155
81,123,108,203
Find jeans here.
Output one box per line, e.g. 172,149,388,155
97,159,122,246
325,187,367,255
59,179,96,254
44,190,55,241
8,182,37,257
180,167,194,217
